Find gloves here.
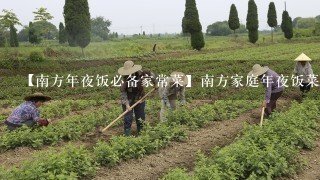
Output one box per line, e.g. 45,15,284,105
38,119,49,127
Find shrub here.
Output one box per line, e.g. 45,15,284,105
29,51,45,62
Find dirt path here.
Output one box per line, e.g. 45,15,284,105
93,99,290,180
287,139,320,180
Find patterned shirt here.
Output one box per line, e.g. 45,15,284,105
261,69,284,103
293,62,313,83
159,77,186,106
7,101,40,125
120,70,157,106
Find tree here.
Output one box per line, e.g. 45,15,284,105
59,22,67,44
0,24,6,47
64,0,91,55
182,0,202,34
182,0,205,50
33,8,54,40
0,9,21,46
246,0,259,43
314,22,320,36
33,8,53,22
316,15,320,22
32,21,58,40
191,31,205,50
91,16,111,40
207,21,232,36
9,24,18,47
295,18,316,29
29,22,41,44
18,26,29,42
281,10,293,40
207,21,246,36
228,4,240,37
292,17,302,28
267,2,277,42
0,9,21,28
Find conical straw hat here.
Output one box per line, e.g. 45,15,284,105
294,53,312,61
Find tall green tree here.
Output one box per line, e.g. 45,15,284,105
267,2,277,42
281,10,293,40
182,0,204,50
191,31,205,50
59,22,67,44
0,24,6,47
64,0,91,55
182,0,202,34
246,0,259,43
228,4,240,37
29,22,41,44
9,24,18,47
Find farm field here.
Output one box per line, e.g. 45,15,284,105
0,35,320,180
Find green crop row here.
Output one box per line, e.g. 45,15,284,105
0,99,259,179
162,100,320,180
174,43,320,61
0,105,122,150
40,99,105,119
0,145,97,180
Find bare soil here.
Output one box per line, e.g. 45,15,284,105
279,139,320,180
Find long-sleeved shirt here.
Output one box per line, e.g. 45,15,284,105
6,101,40,125
293,62,314,83
159,77,186,107
261,69,284,103
120,70,157,106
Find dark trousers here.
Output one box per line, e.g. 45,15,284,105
5,120,36,131
122,101,145,131
300,83,311,93
265,91,283,118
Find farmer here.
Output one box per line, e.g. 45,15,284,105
5,92,51,131
248,64,284,118
118,61,158,136
159,72,188,121
293,53,314,94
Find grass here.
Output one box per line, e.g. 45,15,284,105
2,33,319,62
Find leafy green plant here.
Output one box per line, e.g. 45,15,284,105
29,51,45,62
162,168,192,180
163,100,320,179
0,145,97,179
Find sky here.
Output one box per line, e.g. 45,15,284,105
0,0,319,35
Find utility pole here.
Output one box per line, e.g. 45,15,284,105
284,1,286,11
140,26,142,35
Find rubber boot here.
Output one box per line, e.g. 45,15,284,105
124,128,131,136
137,125,143,135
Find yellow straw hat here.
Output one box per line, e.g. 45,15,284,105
294,53,312,62
248,64,269,76
118,61,142,75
